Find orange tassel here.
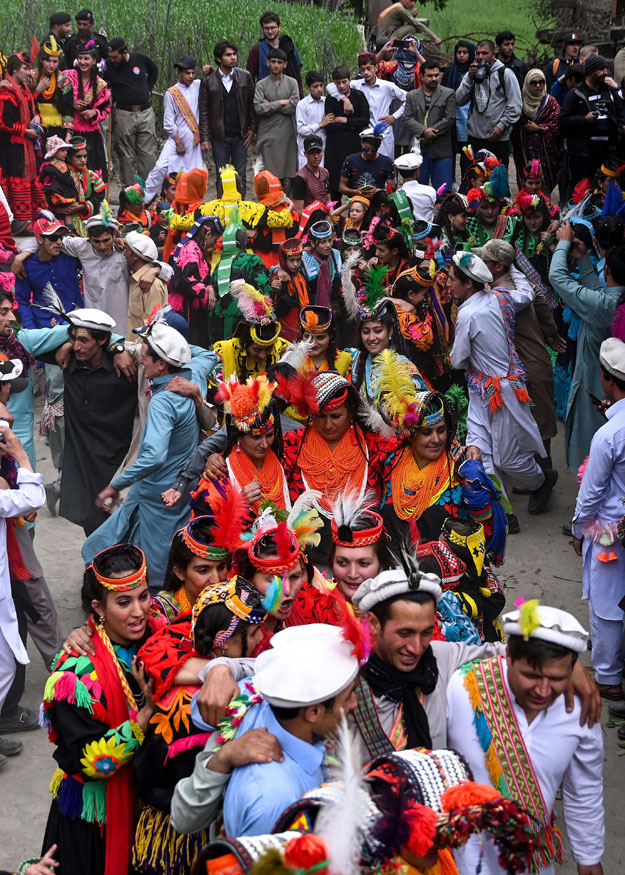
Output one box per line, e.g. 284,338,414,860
284,834,328,871
514,386,530,404
441,781,500,811
404,803,438,857
597,552,609,563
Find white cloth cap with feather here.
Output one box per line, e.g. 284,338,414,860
66,308,116,332
353,567,442,613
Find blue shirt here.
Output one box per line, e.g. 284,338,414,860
14,252,82,329
220,684,325,837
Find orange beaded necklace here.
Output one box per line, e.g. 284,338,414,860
299,423,368,513
174,584,193,615
228,445,288,512
391,447,451,521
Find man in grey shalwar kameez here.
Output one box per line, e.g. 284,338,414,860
253,48,299,187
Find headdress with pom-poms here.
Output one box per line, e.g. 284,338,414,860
273,365,320,420
483,163,509,201
370,348,425,434
230,279,275,326
514,191,546,214
355,264,390,321
215,374,276,433
123,175,146,205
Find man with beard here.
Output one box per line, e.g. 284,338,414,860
560,54,625,186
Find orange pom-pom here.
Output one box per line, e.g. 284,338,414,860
404,802,438,858
441,781,500,812
283,834,329,871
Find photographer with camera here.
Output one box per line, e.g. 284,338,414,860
559,54,625,187
455,39,522,173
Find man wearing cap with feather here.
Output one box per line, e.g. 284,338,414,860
447,599,604,875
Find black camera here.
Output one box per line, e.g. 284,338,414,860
474,62,488,83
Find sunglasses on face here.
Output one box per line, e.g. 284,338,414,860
46,234,65,242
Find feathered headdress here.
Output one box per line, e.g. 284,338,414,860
514,191,544,214
123,175,146,205
370,349,424,434
230,279,275,326
273,366,320,419
330,490,384,548
601,179,625,218
286,489,324,551
483,164,509,201
279,337,315,372
215,374,275,433
32,282,71,323
356,265,390,321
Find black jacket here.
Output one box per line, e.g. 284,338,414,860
559,81,624,156
199,67,257,142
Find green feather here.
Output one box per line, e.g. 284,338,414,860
362,264,389,312
444,384,468,444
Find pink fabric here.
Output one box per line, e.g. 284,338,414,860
611,303,625,341
65,69,111,131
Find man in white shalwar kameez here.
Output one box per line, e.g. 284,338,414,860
572,336,625,700
0,360,45,718
449,251,558,514
144,57,204,204
447,602,604,875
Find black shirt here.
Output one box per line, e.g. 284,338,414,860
340,151,395,190
64,31,109,66
101,52,158,106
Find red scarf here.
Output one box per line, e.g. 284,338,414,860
90,618,137,875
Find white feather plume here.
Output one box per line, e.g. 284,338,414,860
253,154,264,175
316,716,369,875
280,337,314,370
361,403,396,438
331,490,377,530
341,250,361,321
32,282,68,319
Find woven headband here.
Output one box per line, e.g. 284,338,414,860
331,511,384,547
183,520,229,561
91,544,147,591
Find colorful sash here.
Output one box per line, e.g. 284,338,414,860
168,85,200,145
352,676,397,760
461,655,565,873
466,288,530,414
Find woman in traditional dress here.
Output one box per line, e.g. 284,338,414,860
64,41,111,182
278,370,394,566
65,135,106,235
41,544,156,875
271,238,309,341
436,192,471,260
30,37,72,142
0,54,46,227
511,69,560,194
374,350,507,563
195,374,290,520
296,304,352,377
132,581,267,875
344,264,427,405
169,215,223,348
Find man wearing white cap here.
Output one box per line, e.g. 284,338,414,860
83,319,215,582
170,624,359,837
571,336,625,701
449,251,559,514
447,600,604,875
124,230,168,340
394,150,436,222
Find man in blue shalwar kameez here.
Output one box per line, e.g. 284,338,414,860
82,319,217,587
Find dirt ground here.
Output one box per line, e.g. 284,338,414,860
0,388,622,871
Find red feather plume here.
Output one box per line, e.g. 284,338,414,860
274,520,294,563
572,178,591,205
338,600,371,665
211,484,252,552
273,369,320,418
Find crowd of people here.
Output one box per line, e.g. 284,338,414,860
0,4,622,875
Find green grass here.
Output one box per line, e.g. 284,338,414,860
419,0,555,61
2,0,362,90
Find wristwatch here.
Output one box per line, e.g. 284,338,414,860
109,343,125,355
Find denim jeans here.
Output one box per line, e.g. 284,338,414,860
211,136,248,198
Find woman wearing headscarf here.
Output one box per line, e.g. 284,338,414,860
441,40,475,179
511,68,560,193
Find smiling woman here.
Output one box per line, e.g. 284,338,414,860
40,543,159,875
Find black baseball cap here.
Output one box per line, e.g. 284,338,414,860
562,32,583,46
174,56,197,70
49,12,71,25
303,134,324,153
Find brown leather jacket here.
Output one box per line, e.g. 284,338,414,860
199,67,257,142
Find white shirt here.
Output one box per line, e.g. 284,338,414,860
295,94,327,169
163,80,200,139
327,77,406,160
218,68,234,93
400,179,436,222
446,661,605,874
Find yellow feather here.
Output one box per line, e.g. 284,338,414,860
371,349,422,426
518,598,541,641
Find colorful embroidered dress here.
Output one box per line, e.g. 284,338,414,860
133,617,211,875
41,618,155,875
